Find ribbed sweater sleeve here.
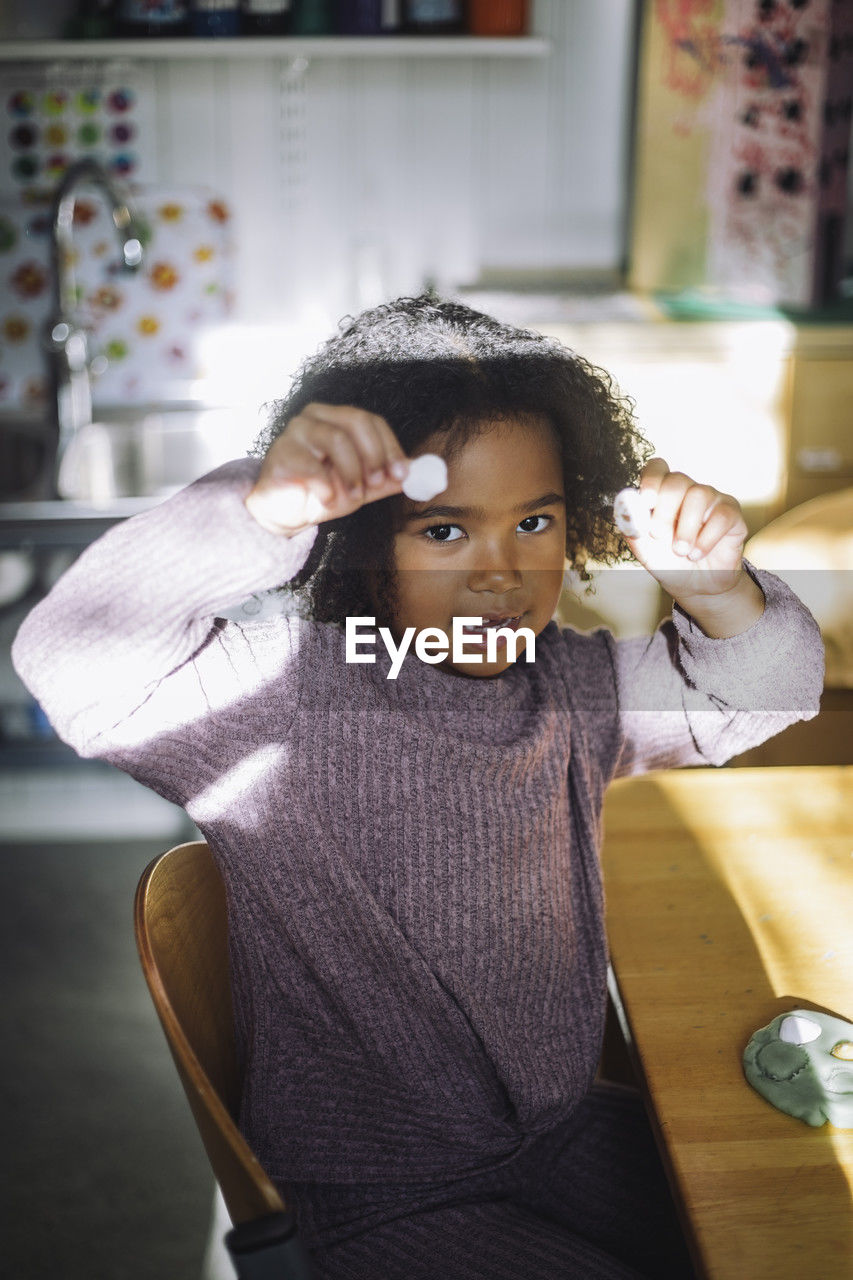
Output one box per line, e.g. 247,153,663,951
559,561,824,781
11,458,317,769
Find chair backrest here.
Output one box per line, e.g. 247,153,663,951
134,841,286,1226
745,486,853,689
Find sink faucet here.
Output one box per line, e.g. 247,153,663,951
44,158,145,497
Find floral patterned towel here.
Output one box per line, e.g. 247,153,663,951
0,186,234,409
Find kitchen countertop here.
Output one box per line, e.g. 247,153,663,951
0,496,162,548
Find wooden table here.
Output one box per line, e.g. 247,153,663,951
601,766,853,1280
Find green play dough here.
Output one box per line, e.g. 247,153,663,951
743,1009,853,1129
755,1040,810,1080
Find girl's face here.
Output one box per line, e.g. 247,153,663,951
390,416,567,678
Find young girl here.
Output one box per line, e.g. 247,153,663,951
13,296,823,1279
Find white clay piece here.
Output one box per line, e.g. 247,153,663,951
612,487,656,539
402,453,448,502
779,1014,822,1045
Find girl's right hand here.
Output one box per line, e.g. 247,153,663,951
245,403,410,536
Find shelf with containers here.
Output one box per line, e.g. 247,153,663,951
0,36,550,61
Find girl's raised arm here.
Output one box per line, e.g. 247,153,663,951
562,459,824,779
606,558,824,778
13,403,415,767
11,458,317,771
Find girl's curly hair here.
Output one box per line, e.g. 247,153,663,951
253,294,653,626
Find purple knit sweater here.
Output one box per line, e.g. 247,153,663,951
12,460,823,1236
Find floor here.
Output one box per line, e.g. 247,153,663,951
1,768,218,1280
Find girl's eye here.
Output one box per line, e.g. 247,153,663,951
424,524,464,543
518,515,552,533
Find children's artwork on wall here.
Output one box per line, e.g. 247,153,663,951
0,187,234,408
0,63,156,191
629,0,853,308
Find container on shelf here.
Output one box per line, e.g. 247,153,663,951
241,0,293,35
292,0,334,33
402,0,463,35
335,0,400,34
468,0,528,37
116,0,190,36
191,0,242,36
65,0,117,40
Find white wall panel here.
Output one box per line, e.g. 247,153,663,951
477,0,634,269
131,0,635,325
157,61,221,187
395,57,480,290
479,55,553,266
221,56,283,322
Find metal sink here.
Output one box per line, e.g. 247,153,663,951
0,412,54,502
0,402,255,505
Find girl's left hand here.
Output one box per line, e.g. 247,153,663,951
623,457,749,609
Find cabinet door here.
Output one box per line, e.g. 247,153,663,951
787,357,853,508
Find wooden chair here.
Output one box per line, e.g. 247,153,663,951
732,487,853,767
134,841,313,1279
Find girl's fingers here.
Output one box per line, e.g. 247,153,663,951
296,415,367,498
263,441,336,503
625,458,747,564
635,457,672,534
646,471,692,543
685,499,747,563
246,442,339,533
670,484,720,554
248,403,412,534
637,456,670,495
299,404,408,489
